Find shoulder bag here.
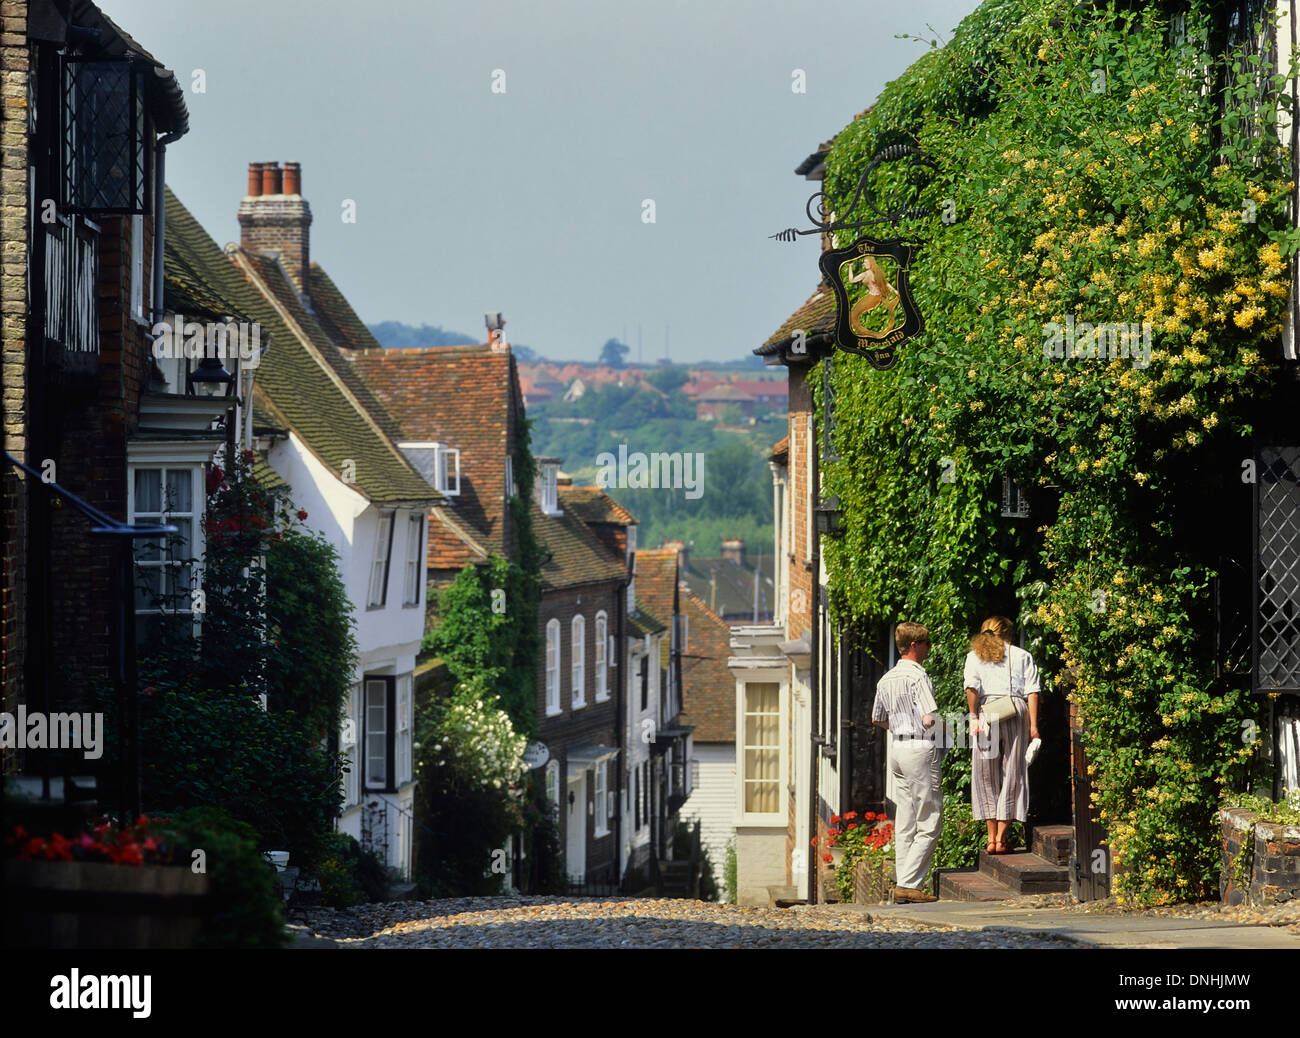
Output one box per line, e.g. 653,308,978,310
980,654,1019,725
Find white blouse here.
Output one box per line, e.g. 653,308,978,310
963,643,1040,703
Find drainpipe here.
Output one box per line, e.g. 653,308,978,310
151,125,187,326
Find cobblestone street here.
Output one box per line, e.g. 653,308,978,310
288,897,1088,949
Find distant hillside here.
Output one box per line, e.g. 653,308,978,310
367,320,539,362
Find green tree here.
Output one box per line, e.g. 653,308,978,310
599,338,630,368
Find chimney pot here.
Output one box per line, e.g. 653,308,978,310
240,159,313,294
261,162,281,196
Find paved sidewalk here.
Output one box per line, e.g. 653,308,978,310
825,901,1300,949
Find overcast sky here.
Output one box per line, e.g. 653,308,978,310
110,0,983,362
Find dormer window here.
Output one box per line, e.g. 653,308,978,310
399,442,459,497
435,446,460,496
538,459,562,516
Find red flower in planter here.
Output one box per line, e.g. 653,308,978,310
846,823,857,830
49,833,74,861
830,813,841,824
206,466,224,494
297,509,308,521
242,449,256,464
822,853,833,864
810,836,818,847
844,811,858,820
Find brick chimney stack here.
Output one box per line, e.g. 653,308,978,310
663,539,688,571
721,537,745,565
239,160,312,293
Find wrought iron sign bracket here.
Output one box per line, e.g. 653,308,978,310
771,144,939,370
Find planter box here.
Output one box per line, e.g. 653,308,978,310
851,857,896,904
1219,808,1300,907
3,860,210,949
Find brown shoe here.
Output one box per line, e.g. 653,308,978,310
893,886,938,904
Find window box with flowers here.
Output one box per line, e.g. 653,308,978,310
2,808,286,948
3,815,209,949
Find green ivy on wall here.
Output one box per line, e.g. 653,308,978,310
817,0,1288,903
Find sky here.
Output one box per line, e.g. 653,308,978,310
109,0,984,362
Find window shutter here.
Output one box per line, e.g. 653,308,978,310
396,674,412,785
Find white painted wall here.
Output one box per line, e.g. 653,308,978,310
266,432,428,877
620,629,667,878
679,742,735,900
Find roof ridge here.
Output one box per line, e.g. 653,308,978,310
430,505,490,559
231,248,437,502
680,586,730,629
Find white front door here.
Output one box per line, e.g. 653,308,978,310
566,771,586,882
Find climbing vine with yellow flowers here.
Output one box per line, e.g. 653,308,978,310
817,0,1293,903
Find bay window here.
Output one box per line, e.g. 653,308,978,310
741,681,782,818
129,464,202,649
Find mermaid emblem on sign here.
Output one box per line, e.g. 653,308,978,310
845,254,901,339
818,236,924,370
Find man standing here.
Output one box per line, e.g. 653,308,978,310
872,621,943,904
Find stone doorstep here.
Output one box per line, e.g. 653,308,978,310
939,868,1017,902
979,849,1072,894
1031,825,1073,866
766,885,800,910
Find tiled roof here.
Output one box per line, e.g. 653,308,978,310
164,245,251,325
678,589,735,743
533,500,627,590
628,601,666,637
163,188,439,505
427,506,489,573
757,285,837,355
348,345,522,559
560,485,638,527
771,435,789,460
307,263,386,354
250,452,289,492
242,252,408,448
678,554,774,623
732,379,789,397
697,384,755,402
633,548,679,636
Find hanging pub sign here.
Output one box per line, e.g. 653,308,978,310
818,236,922,369
771,144,937,370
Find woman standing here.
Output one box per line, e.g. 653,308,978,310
964,616,1040,854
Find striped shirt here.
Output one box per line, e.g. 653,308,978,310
872,658,939,739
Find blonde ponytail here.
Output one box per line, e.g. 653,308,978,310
970,615,1014,663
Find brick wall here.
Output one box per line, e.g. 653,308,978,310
45,212,153,706
784,362,815,885
0,0,27,757
1220,808,1300,907
537,581,622,873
